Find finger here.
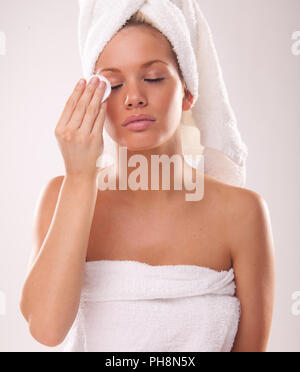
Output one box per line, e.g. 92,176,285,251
80,82,107,134
68,76,101,130
91,100,107,137
57,79,86,129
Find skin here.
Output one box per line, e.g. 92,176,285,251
93,25,194,205
22,24,274,350
90,24,275,352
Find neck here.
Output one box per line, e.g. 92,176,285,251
115,126,187,202
97,126,203,204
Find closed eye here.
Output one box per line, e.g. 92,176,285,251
111,78,165,90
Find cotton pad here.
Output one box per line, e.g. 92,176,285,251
89,74,112,104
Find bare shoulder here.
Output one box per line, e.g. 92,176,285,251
33,175,66,225
54,175,65,185
40,175,65,200
35,175,65,209
225,182,269,225
203,174,271,244
204,174,266,214
220,181,273,262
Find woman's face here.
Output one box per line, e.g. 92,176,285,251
94,25,193,151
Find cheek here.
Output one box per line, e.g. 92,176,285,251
162,87,184,126
105,99,119,122
150,83,179,108
159,84,183,112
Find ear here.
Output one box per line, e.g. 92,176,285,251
182,87,194,111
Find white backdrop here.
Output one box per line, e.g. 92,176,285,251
0,0,299,352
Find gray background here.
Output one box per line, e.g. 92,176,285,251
0,0,299,352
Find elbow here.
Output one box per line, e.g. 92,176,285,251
19,293,72,348
19,298,66,347
28,319,66,347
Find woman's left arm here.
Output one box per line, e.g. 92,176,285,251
229,190,276,352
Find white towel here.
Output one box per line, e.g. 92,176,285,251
63,260,241,352
78,0,249,187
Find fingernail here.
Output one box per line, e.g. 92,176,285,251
78,79,85,86
90,76,100,85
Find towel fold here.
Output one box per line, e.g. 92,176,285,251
81,260,237,301
63,260,241,352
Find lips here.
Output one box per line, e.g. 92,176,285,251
122,114,156,127
125,120,155,132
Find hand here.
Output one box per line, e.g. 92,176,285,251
55,76,108,179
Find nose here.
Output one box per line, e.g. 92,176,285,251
126,99,146,108
125,88,147,108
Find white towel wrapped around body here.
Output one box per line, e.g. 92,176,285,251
63,260,241,352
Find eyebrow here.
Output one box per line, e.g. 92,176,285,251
99,59,169,73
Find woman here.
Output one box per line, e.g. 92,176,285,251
19,4,275,352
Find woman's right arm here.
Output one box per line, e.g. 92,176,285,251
19,174,98,347
19,76,108,347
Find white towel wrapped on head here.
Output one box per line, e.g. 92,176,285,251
78,0,249,187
